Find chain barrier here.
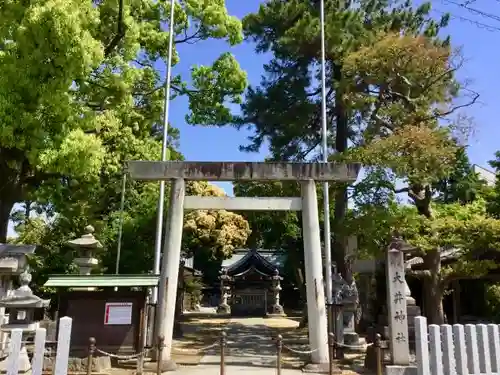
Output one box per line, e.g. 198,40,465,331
94,347,153,360
171,341,219,354
88,330,385,375
88,337,152,375
281,344,320,355
333,341,373,350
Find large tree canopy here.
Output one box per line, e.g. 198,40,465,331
0,0,247,242
223,0,476,284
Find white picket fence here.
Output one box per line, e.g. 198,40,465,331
5,316,72,375
415,316,500,375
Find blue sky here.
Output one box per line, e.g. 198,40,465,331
6,0,500,237
172,0,500,187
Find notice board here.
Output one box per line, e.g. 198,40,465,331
104,302,133,325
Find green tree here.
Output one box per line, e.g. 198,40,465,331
15,181,251,295
228,0,475,285
433,146,486,204
487,152,500,217
345,180,500,324
400,200,500,323
0,0,247,242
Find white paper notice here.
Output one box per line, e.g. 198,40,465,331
104,302,133,325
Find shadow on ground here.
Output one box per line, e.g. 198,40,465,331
172,316,317,369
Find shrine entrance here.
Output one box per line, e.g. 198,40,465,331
126,160,358,367
233,289,267,316
220,248,286,316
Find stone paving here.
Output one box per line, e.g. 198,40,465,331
177,317,321,374
120,316,364,375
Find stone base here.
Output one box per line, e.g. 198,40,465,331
343,334,366,352
385,365,417,375
143,359,177,373
302,362,342,374
217,304,231,315
44,355,112,373
343,332,360,345
155,359,177,372
266,313,287,318
364,344,378,371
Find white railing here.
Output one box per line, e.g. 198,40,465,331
415,316,500,375
5,316,72,375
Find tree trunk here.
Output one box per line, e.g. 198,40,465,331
423,249,445,324
332,64,351,281
0,199,15,243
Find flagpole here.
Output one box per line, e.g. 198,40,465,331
319,0,333,306
153,0,176,305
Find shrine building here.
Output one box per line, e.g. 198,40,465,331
219,248,287,316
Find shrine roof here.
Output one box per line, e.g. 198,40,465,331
44,274,160,288
0,244,36,256
222,249,286,277
183,257,202,276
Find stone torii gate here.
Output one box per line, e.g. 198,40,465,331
126,161,358,371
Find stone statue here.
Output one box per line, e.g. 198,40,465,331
332,272,359,305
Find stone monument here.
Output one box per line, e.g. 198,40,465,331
385,238,417,375
217,268,231,315
0,270,50,373
67,225,102,289
267,269,286,317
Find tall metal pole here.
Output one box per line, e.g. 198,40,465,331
152,0,176,305
319,0,333,306
115,172,127,275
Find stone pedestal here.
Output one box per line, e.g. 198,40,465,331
343,303,359,346
217,302,230,315
268,303,285,316
385,365,418,375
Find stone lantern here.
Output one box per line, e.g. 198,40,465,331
0,270,50,373
217,268,231,315
268,269,285,317
68,225,102,277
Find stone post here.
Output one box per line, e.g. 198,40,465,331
301,180,329,366
217,268,231,315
